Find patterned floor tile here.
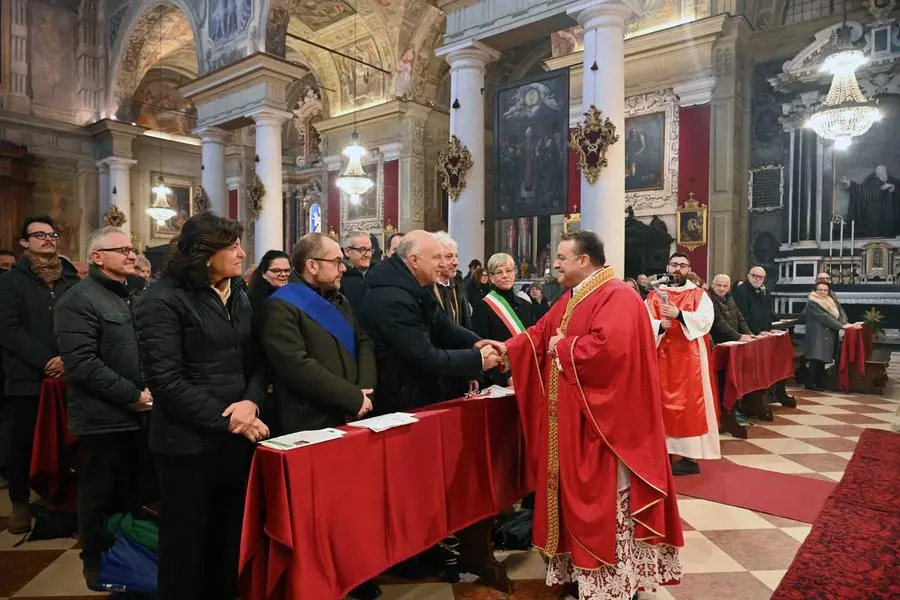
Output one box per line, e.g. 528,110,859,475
778,414,846,426
758,425,836,438
745,438,828,455
827,413,885,425
742,426,788,439
780,453,849,472
719,440,772,456
724,454,814,474
791,404,853,415
452,580,559,599
381,582,455,600
831,404,893,414
501,551,547,581
677,500,775,531
781,526,812,543
679,532,745,574
750,569,787,591
666,572,774,600
820,471,845,481
797,436,859,452
794,395,859,406
0,550,65,597
814,424,866,436
12,550,98,597
701,529,801,571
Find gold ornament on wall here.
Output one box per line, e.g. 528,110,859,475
103,204,127,227
438,135,474,201
247,174,266,219
569,105,619,184
194,185,211,213
676,192,708,251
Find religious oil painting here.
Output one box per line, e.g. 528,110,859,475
344,162,379,222
624,112,665,192
294,0,356,31
150,178,193,239
335,35,385,110
208,0,253,45
32,171,81,260
676,201,707,250
494,69,569,219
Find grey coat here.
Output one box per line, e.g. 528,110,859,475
803,299,847,362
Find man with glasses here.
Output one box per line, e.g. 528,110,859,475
0,216,80,533
341,230,373,313
732,266,774,335
646,253,719,476
54,226,154,587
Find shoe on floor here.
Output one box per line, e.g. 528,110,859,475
777,394,797,408
348,580,383,600
8,502,31,534
672,458,700,476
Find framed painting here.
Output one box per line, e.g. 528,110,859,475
563,212,581,234
341,155,384,231
624,90,679,215
150,174,193,239
494,68,569,219
624,112,665,192
676,196,707,250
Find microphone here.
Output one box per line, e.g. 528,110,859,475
649,274,670,287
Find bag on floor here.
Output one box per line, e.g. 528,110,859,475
492,508,533,551
105,512,160,554
95,533,158,594
12,502,77,546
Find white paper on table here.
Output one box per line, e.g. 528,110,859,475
347,412,419,433
483,385,515,398
260,428,346,451
718,341,746,346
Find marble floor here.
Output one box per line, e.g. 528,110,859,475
0,385,897,600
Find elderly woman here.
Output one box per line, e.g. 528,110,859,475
135,213,269,599
803,281,848,391
471,253,536,386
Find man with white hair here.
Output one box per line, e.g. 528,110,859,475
341,230,373,313
432,231,470,329
54,226,153,588
360,230,504,414
708,274,753,345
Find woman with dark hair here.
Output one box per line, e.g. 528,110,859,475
247,250,291,315
803,281,849,390
134,213,269,599
465,266,491,309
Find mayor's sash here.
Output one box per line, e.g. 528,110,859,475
483,290,526,337
269,283,357,361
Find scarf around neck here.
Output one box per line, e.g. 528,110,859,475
808,291,839,318
25,250,62,286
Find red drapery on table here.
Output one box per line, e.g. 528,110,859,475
238,395,531,600
30,377,79,510
838,326,872,392
713,333,794,411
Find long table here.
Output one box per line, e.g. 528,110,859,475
837,325,872,392
238,394,531,600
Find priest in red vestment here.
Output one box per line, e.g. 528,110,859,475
646,253,721,476
499,232,683,600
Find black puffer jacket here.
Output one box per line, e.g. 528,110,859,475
54,266,144,436
359,255,482,414
134,276,266,455
0,254,80,396
340,264,368,314
731,282,774,335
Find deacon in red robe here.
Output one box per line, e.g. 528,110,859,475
500,232,683,600
646,252,721,476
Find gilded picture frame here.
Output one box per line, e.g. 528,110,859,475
676,195,707,251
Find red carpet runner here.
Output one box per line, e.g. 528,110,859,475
674,459,835,524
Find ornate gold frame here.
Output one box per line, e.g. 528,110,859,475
569,105,619,184
103,204,127,227
382,221,397,251
438,135,473,201
676,193,708,251
563,211,581,234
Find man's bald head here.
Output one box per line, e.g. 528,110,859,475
396,230,444,286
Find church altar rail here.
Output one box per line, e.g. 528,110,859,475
238,394,531,600
713,333,795,411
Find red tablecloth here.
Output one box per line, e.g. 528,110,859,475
714,333,795,411
30,377,79,509
238,394,531,600
838,326,873,392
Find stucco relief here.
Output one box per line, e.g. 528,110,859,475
625,90,680,214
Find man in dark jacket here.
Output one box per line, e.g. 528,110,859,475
340,230,373,313
0,216,80,533
54,226,153,587
708,274,753,344
262,233,377,434
360,231,503,414
731,265,774,334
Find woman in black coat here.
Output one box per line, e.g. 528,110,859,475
247,250,291,318
471,253,536,386
465,266,491,310
803,281,848,390
134,214,269,600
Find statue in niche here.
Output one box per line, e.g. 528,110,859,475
291,87,324,165
842,165,900,238
394,49,414,99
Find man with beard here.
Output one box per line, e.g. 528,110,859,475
0,216,80,533
646,253,720,476
731,266,773,334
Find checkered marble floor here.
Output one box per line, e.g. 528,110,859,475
0,386,897,600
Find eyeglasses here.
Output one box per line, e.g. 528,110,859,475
310,257,345,267
347,246,373,256
668,262,690,269
97,247,138,256
749,273,766,280
266,268,292,276
27,232,58,241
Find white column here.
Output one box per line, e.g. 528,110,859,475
437,41,499,267
251,109,290,258
101,156,137,238
198,127,228,215
569,1,636,277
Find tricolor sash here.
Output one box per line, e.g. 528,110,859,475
483,290,526,336
269,283,357,360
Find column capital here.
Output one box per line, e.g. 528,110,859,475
436,40,501,70
249,108,292,128
98,156,138,170
379,142,403,162
567,0,637,30
674,77,717,107
194,126,230,144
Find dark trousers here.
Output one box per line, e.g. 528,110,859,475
78,430,156,571
0,390,13,480
807,359,826,388
155,436,253,600
8,395,39,504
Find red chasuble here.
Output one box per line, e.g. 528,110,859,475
506,268,683,569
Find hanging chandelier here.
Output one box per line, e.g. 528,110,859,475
805,8,880,150
148,175,176,226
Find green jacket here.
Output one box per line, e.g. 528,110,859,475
261,276,377,434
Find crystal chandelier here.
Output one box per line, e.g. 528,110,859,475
805,6,880,150
147,175,176,226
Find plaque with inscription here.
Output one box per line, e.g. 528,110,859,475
749,165,784,212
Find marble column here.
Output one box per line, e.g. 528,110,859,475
199,127,228,215
251,109,290,258
100,156,137,238
438,41,499,266
569,0,635,277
